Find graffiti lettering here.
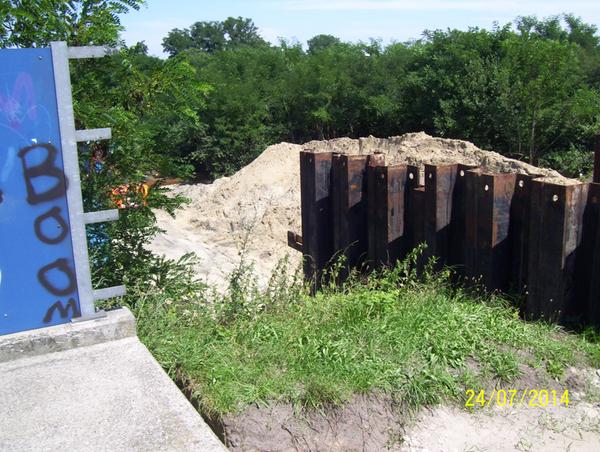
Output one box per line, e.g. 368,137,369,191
43,298,80,324
37,258,77,297
18,143,68,205
34,206,69,244
20,142,80,324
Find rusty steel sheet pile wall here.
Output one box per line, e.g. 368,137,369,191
298,150,600,326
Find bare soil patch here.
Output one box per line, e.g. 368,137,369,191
214,366,600,451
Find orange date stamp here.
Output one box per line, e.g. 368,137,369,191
465,389,569,407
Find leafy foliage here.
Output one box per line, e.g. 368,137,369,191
162,16,268,57
307,34,341,54
0,0,145,48
168,13,600,178
73,45,211,290
0,1,212,299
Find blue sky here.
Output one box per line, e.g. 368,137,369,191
119,1,600,58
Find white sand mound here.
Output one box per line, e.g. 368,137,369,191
148,132,574,287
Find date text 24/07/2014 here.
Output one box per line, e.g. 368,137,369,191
465,389,569,408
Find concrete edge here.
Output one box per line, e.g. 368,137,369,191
0,306,136,363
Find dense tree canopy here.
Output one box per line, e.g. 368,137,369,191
166,13,600,178
307,34,341,54
162,16,267,57
0,0,144,48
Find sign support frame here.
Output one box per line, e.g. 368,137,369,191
50,41,125,320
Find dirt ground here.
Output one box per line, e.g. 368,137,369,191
148,133,600,451
219,375,600,451
215,362,600,451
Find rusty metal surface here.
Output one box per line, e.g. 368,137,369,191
297,150,598,326
527,181,588,323
287,231,303,252
509,174,534,295
422,164,458,270
410,187,426,270
562,183,589,321
385,166,408,265
300,151,333,287
332,154,368,274
449,165,481,278
464,168,484,287
577,183,600,324
368,165,407,268
366,154,386,269
595,135,600,183
587,184,600,325
403,166,421,256
477,173,516,292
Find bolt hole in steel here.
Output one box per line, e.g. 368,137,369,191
519,180,524,188
484,185,489,191
553,195,559,202
381,174,385,179
409,173,414,180
460,170,465,177
428,173,433,179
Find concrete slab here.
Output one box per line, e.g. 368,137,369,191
0,309,228,452
0,307,136,363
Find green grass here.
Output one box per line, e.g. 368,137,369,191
121,249,600,418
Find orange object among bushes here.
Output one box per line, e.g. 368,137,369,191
108,183,149,209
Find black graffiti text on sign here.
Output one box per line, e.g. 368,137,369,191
18,143,68,205
16,142,78,324
43,298,80,324
34,206,69,244
37,258,77,297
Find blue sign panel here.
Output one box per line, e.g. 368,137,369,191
0,48,80,334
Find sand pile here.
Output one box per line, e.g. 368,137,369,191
148,132,574,286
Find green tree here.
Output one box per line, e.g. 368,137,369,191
499,36,585,163
512,14,600,88
163,16,267,57
172,13,600,179
398,25,512,140
395,17,599,170
72,43,211,287
307,34,341,54
0,0,144,48
1,1,212,295
187,43,289,175
279,41,377,142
